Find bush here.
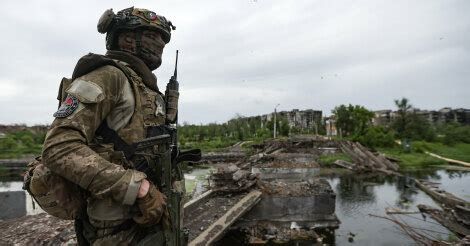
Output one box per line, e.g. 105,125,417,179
435,123,470,146
444,126,470,145
255,128,271,138
0,137,18,149
354,126,395,149
411,141,431,153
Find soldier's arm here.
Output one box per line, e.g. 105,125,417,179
42,65,145,205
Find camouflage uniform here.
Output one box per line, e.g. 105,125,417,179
42,7,177,245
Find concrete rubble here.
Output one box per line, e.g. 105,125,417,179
214,137,340,244
0,213,76,245
0,137,399,245
339,141,400,174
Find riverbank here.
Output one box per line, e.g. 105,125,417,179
1,167,467,245
0,137,469,245
378,141,470,170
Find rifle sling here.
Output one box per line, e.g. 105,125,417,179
95,121,136,160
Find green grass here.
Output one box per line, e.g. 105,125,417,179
377,141,470,170
378,147,446,169
412,141,470,162
318,153,353,166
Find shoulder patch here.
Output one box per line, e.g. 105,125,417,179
66,79,104,103
53,94,79,118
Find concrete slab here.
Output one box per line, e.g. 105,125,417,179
243,193,336,221
252,167,320,180
0,191,26,220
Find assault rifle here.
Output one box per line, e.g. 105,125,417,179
94,50,200,245
125,51,200,246
162,50,202,246
164,50,184,246
139,50,201,246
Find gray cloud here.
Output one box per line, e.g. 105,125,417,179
0,0,469,125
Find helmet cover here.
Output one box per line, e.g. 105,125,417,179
97,7,175,50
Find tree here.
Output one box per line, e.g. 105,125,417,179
436,122,470,145
20,134,35,148
279,118,290,136
355,126,395,149
332,104,374,136
0,136,17,150
392,98,412,138
391,98,435,141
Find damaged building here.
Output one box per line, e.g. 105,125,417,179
262,109,323,130
372,107,470,126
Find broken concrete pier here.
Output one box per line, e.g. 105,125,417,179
0,137,341,245
241,179,337,229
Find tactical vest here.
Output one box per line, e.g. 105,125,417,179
24,54,173,221
59,54,167,142
24,54,196,245
56,54,172,167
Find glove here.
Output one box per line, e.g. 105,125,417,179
133,183,167,226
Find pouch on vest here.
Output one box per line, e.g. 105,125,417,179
23,156,86,220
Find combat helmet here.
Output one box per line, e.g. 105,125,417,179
97,7,175,50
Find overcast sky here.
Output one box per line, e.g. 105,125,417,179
0,0,469,125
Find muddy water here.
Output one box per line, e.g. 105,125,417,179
184,166,213,196
1,168,468,245
327,169,469,245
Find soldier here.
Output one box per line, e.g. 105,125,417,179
40,7,180,245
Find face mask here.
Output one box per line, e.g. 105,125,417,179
137,30,165,70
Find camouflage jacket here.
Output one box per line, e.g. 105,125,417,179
42,50,167,221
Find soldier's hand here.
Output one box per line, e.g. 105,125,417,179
133,182,167,226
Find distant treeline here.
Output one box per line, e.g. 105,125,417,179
177,114,318,151
333,98,470,149
1,98,469,155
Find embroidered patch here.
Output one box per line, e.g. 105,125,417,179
53,95,79,118
145,11,158,21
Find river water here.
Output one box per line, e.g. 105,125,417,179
0,168,468,245
327,169,468,245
